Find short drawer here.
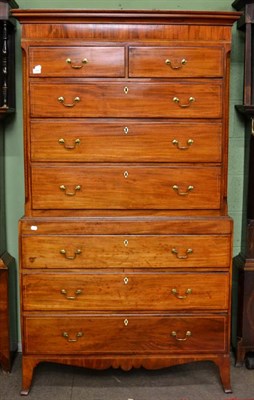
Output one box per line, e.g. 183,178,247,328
22,272,230,311
29,46,125,77
31,165,221,210
30,120,222,163
23,315,228,355
30,81,222,118
129,46,223,78
21,234,231,269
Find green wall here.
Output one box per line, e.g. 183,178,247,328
4,0,245,347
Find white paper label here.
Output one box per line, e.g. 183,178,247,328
33,65,42,74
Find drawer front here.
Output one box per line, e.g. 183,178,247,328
30,82,222,118
31,165,221,210
129,46,223,78
23,315,228,355
30,120,222,163
22,272,229,311
21,235,231,269
29,46,125,77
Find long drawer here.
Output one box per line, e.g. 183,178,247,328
30,82,222,118
30,120,222,163
31,165,221,210
29,46,125,77
23,315,228,355
21,234,231,269
129,46,223,78
22,272,229,311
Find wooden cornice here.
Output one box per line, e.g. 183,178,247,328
12,9,241,26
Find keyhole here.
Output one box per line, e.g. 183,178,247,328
124,171,129,179
124,87,129,94
124,127,129,135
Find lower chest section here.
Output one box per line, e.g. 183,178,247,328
20,216,232,356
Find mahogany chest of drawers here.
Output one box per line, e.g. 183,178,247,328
12,8,240,395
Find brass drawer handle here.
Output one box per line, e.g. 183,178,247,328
171,288,192,299
171,330,192,341
165,58,187,69
172,185,194,196
173,96,195,108
172,138,194,150
171,248,193,259
62,331,84,342
60,288,83,300
60,248,82,260
58,138,81,150
60,184,81,196
66,57,88,69
58,96,80,107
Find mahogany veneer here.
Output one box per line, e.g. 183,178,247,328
12,8,240,395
